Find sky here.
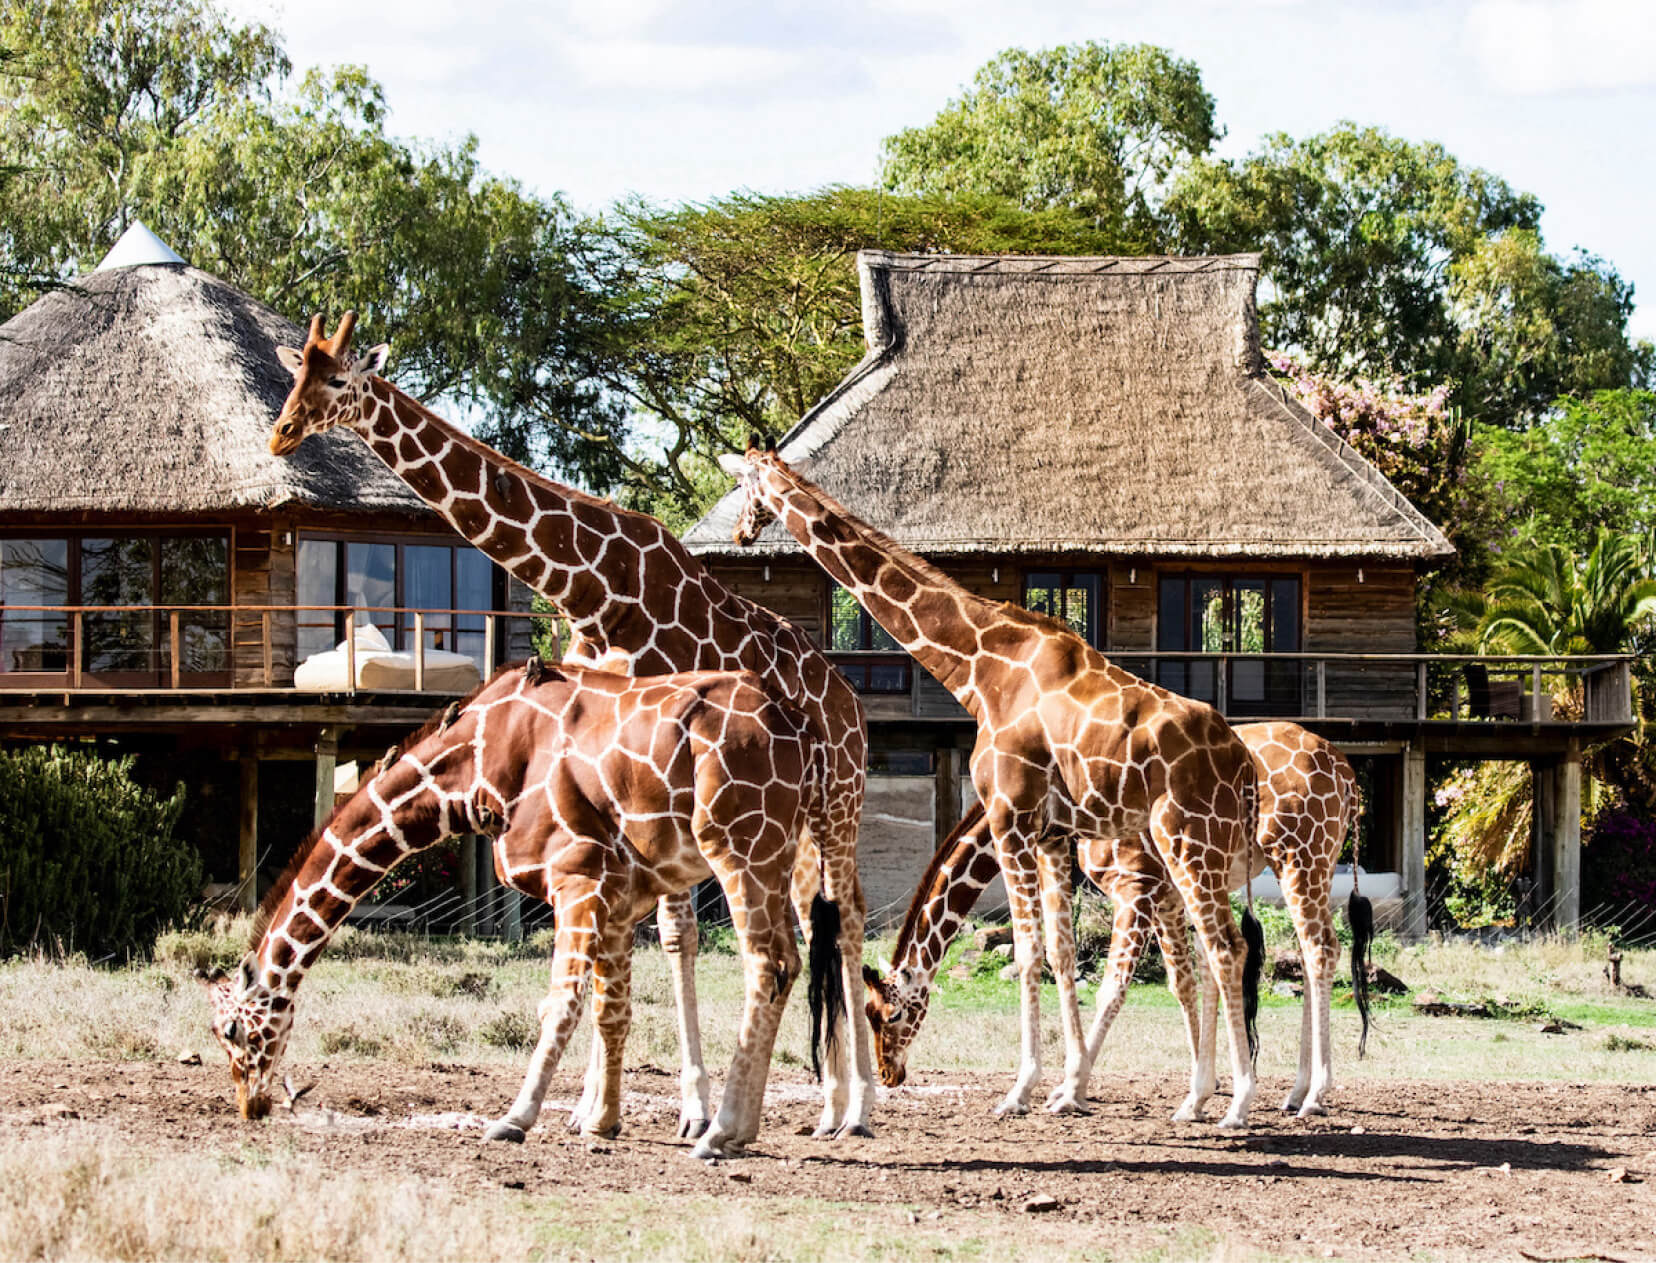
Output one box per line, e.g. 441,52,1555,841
225,0,1656,342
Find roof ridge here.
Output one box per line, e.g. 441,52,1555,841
856,250,1262,276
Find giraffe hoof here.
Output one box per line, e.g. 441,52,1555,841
691,1135,744,1161
1044,1093,1091,1116
993,1099,1031,1118
1296,1102,1328,1119
1172,1104,1205,1123
1216,1115,1249,1132
584,1121,622,1141
810,1123,839,1140
565,1113,585,1134
483,1120,527,1144
678,1117,711,1140
835,1123,874,1140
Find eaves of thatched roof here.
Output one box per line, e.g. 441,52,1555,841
0,256,431,518
684,252,1455,563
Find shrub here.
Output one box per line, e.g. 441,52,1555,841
1582,804,1656,922
0,746,201,960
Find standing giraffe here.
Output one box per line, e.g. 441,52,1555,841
720,446,1263,1127
268,313,876,1140
203,659,830,1160
866,723,1371,1119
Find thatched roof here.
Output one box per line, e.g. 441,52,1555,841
685,252,1454,562
0,245,431,518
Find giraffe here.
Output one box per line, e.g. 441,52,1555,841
719,445,1263,1127
202,658,832,1160
268,313,876,1140
866,723,1371,1119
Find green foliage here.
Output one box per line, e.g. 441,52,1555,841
1463,529,1656,657
1167,123,1646,428
0,746,201,959
880,41,1217,246
477,1009,536,1051
1475,391,1656,550
564,187,1117,519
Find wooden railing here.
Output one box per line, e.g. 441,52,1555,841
829,649,1635,727
0,603,563,693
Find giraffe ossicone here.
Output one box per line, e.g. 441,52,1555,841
203,661,831,1159
724,445,1263,1128
269,313,879,1140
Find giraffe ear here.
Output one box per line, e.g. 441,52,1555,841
238,957,258,992
358,344,389,376
276,346,303,376
717,453,749,478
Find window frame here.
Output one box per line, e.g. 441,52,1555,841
1154,571,1304,716
1022,568,1105,649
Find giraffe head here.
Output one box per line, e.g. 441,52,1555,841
269,312,389,456
716,437,779,546
199,956,296,1120
861,963,932,1088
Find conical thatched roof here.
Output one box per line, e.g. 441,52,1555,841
0,256,430,517
685,252,1454,562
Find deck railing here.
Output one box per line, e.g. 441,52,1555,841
0,603,563,693
832,649,1635,727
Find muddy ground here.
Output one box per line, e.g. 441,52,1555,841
6,1059,1656,1259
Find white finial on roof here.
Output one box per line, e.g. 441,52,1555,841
94,221,186,272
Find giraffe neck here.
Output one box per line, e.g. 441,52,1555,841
757,462,1007,710
346,380,695,668
890,808,1002,994
250,731,481,993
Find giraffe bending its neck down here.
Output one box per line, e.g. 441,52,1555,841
202,660,830,1160
721,446,1262,1128
867,723,1369,1119
269,314,876,1141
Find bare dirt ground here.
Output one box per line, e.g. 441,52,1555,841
6,1058,1656,1260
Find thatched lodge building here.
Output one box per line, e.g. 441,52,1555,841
686,252,1634,933
0,225,532,923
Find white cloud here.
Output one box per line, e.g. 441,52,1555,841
1464,0,1656,94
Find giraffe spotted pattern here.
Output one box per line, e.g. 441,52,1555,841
204,661,829,1160
868,723,1360,1119
269,314,877,1139
722,447,1262,1128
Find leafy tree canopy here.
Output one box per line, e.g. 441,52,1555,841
1474,390,1656,551
1166,123,1648,427
880,42,1217,248
525,187,1120,525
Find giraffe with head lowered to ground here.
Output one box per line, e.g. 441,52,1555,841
866,723,1369,1119
720,444,1263,1127
203,659,833,1160
267,313,876,1141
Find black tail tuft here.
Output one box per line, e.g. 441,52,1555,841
1348,891,1375,1058
1241,908,1265,1066
807,894,845,1082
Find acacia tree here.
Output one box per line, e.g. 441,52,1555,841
881,41,1217,248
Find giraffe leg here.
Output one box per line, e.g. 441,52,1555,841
1178,947,1221,1122
992,820,1045,1118
1153,804,1256,1131
1037,837,1092,1115
692,863,799,1160
1152,892,1210,1122
485,880,603,1143
825,860,877,1139
1080,870,1156,1068
581,916,639,1139
656,890,711,1138
1284,879,1340,1117
790,843,846,1139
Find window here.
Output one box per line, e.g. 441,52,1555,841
826,585,910,694
1157,574,1302,715
0,533,227,682
1024,571,1102,647
297,535,502,673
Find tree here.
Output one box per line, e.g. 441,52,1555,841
1471,531,1656,659
523,187,1119,525
1166,124,1648,428
881,42,1217,248
1474,390,1656,551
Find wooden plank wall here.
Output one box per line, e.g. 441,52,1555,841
232,520,295,687
1307,565,1418,718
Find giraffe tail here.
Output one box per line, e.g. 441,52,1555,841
1343,781,1374,1059
1241,896,1264,1066
807,893,844,1082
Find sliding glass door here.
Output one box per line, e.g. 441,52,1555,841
1157,574,1302,716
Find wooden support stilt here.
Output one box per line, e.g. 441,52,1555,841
238,753,259,914
313,726,338,828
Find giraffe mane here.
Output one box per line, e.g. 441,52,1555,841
891,804,989,969
246,660,529,950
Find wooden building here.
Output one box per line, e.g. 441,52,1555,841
685,252,1633,933
0,225,533,920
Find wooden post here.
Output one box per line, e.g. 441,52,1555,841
1399,744,1427,941
1216,657,1228,717
1315,659,1327,719
262,611,273,686
413,612,425,691
1530,758,1555,928
1553,739,1582,936
934,746,962,844
313,726,338,828
1416,661,1428,720
169,611,181,689
238,753,259,914
502,884,523,943
483,614,496,673
459,834,478,937
344,610,357,693
70,611,82,688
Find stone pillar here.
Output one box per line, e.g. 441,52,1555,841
1398,744,1428,940
238,753,259,913
313,726,338,828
